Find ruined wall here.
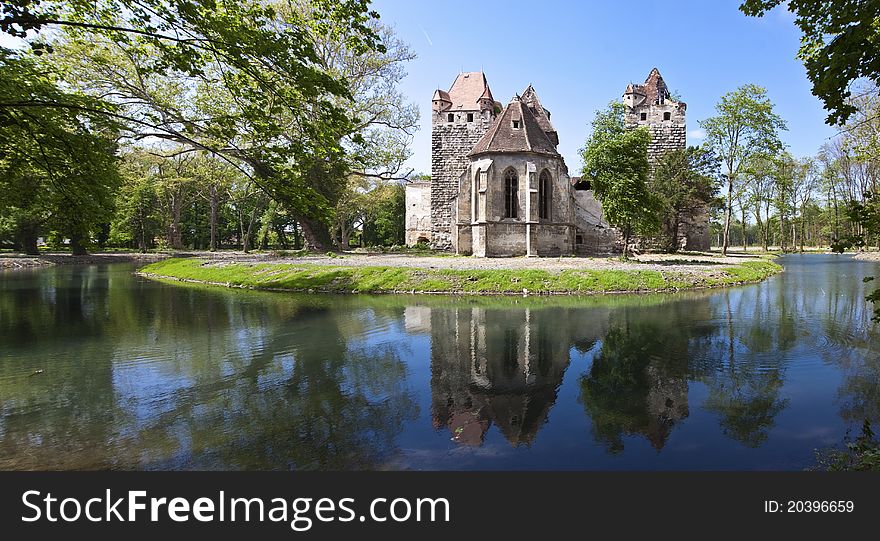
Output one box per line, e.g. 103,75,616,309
572,190,621,254
405,181,431,246
430,110,492,250
626,101,710,251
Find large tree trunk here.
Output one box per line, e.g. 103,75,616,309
340,223,352,251
741,207,748,252
297,216,333,252
209,184,219,252
70,233,88,256
242,197,265,253
778,213,785,252
293,222,302,250
17,224,39,256
138,220,147,253
722,176,733,256
167,192,184,250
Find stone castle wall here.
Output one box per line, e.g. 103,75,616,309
626,102,709,251
430,111,492,250
405,181,431,246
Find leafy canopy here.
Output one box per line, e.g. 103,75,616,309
580,102,659,253
740,0,880,125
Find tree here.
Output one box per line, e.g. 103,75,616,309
1,0,385,251
362,182,404,247
581,102,659,258
110,152,162,252
700,85,786,255
651,146,719,252
0,50,120,255
740,0,880,126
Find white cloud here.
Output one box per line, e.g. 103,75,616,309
688,128,706,140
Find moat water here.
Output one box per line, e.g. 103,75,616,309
1,254,879,470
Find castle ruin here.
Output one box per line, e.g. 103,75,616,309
406,68,709,255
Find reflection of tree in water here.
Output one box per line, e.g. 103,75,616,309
696,289,790,448
125,300,419,470
429,307,574,447
579,317,691,453
0,267,418,470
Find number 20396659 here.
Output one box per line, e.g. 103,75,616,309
764,500,854,513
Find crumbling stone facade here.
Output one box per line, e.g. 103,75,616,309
406,68,705,257
624,68,709,251
428,72,497,250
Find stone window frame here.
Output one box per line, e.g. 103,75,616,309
663,112,671,121
640,112,647,121
512,119,521,129
503,168,519,219
538,169,552,221
467,113,474,123
447,113,454,122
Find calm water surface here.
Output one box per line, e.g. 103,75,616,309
1,254,878,470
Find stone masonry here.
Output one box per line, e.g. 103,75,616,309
430,118,492,249
624,68,709,251
429,72,497,250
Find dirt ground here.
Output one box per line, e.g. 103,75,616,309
203,250,768,275
1,250,770,275
0,252,170,269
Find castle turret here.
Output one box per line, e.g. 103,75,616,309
429,72,497,250
623,68,708,251
624,67,686,156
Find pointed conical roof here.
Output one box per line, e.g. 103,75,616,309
468,97,559,157
432,88,451,102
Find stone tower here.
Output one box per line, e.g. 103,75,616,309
623,68,709,250
430,72,498,250
623,68,686,165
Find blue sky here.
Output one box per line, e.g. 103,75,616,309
372,0,838,176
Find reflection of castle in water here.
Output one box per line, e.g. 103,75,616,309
427,306,572,446
407,302,695,450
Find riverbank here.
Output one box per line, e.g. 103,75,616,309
0,252,172,270
138,252,782,295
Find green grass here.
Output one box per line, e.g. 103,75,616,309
140,257,782,296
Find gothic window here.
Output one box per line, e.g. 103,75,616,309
467,113,474,122
504,169,518,219
447,113,454,122
640,112,647,121
538,170,551,220
664,112,671,121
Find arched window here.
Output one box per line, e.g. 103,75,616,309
539,170,551,220
504,169,518,219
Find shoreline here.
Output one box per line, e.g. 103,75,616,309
0,252,174,270
137,254,782,296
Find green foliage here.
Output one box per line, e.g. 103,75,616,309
652,146,720,251
362,182,405,247
141,257,781,295
740,0,880,126
700,84,786,254
1,0,388,251
0,50,120,254
816,420,880,471
580,102,659,257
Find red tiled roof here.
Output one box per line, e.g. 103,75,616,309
447,72,493,110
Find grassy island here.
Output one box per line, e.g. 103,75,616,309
139,254,782,296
